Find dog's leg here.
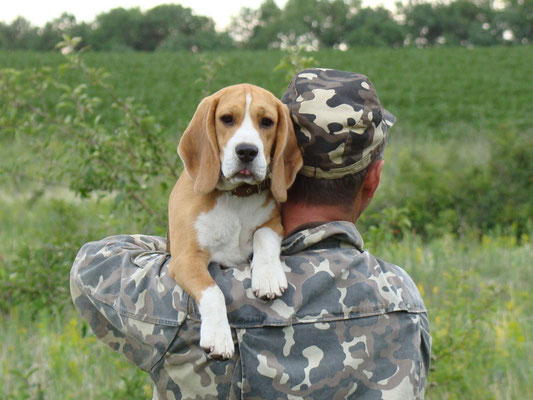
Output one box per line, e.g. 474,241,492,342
168,249,234,360
251,209,288,300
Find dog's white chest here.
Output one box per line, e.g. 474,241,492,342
194,192,275,267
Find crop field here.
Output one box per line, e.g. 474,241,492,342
1,46,532,399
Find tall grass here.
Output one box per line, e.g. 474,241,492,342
0,307,152,399
372,233,532,399
0,198,152,398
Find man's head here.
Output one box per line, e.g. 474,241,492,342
281,68,395,227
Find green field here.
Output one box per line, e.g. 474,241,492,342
1,47,532,399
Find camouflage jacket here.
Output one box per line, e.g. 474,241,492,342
71,221,430,400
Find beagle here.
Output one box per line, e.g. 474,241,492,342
167,84,302,360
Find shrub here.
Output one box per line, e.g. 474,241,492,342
0,198,127,313
363,130,533,240
0,36,179,233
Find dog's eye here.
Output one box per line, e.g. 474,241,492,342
261,117,273,128
221,115,233,125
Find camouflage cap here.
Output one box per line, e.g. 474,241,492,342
282,68,396,179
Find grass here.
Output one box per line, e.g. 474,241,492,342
373,233,532,399
0,307,152,399
0,198,152,398
1,46,532,398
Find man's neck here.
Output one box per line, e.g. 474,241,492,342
281,201,357,236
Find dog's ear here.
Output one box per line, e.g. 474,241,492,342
178,94,220,194
270,102,303,202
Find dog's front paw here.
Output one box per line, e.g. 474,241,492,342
251,259,288,300
198,286,234,360
200,318,234,360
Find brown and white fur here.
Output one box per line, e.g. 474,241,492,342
167,84,302,360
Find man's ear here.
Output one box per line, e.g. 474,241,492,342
177,95,220,194
362,159,383,201
270,102,303,202
353,159,383,221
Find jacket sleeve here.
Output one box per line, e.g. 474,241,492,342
419,310,432,396
70,235,188,372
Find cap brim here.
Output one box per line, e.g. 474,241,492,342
383,109,396,128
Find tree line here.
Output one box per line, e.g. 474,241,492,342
1,0,531,51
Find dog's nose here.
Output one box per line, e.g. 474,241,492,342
235,144,258,163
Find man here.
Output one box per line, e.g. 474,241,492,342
71,68,430,399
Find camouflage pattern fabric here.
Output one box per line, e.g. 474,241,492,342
282,68,396,179
71,221,430,399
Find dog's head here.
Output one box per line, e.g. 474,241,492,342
178,84,303,202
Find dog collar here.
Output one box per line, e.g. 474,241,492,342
230,179,271,197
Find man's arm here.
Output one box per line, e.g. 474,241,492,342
70,234,187,371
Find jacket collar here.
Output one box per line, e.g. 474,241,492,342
281,220,364,255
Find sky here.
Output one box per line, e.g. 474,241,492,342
1,0,398,30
